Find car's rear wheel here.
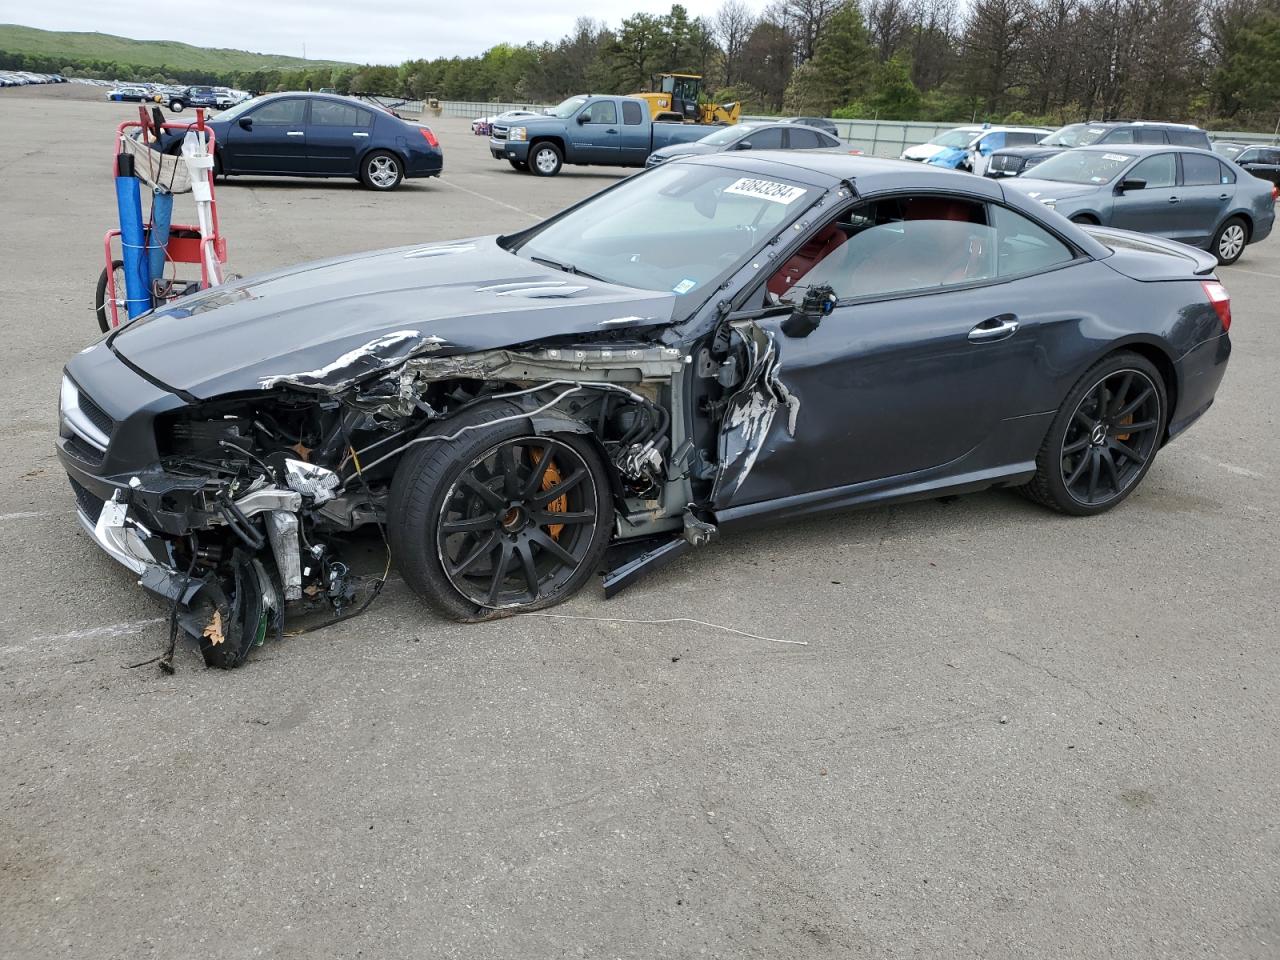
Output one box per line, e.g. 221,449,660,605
388,405,614,621
170,100,184,112
1212,216,1248,265
529,142,562,177
1022,351,1166,516
94,259,127,332
508,158,528,171
361,150,403,190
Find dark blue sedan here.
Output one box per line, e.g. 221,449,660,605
173,93,443,190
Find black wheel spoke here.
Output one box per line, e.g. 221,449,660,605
528,527,578,566
521,445,554,499
516,540,539,600
1063,437,1090,455
499,444,521,499
1113,419,1157,436
1108,372,1133,416
1100,448,1120,493
1086,449,1101,500
461,475,505,511
1109,438,1143,463
532,468,586,506
1073,408,1095,431
1116,387,1153,419
441,514,499,535
486,541,514,606
448,532,499,577
1066,452,1091,486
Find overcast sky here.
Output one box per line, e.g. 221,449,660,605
1,1,758,64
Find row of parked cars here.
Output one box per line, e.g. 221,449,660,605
901,120,1278,265
0,70,67,87
105,82,252,111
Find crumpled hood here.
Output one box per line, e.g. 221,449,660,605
110,237,677,398
926,146,969,168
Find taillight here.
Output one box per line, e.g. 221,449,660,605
419,127,439,148
1272,184,1278,202
1202,279,1231,331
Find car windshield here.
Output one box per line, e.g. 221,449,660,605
515,163,815,296
1029,149,1135,184
1042,124,1110,147
548,96,589,119
929,129,978,147
700,125,754,146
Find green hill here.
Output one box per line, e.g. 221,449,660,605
0,23,360,72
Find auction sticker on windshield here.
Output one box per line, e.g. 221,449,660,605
1102,153,1133,162
724,178,807,204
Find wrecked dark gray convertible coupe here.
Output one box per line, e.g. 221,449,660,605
58,154,1233,667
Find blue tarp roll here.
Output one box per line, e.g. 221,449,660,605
147,190,174,282
114,174,151,319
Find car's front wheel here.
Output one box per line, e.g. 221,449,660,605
170,100,184,112
1212,216,1248,265
529,142,563,177
1022,351,1166,516
361,150,403,190
388,405,614,621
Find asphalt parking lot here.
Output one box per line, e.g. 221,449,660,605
2,90,1279,960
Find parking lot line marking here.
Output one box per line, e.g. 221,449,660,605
517,612,807,645
435,178,539,219
5,618,166,653
0,511,46,521
1226,266,1280,280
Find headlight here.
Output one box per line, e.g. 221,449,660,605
508,127,527,142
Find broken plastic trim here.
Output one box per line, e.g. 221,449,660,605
259,330,446,391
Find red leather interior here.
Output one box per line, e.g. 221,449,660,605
766,223,847,297
901,197,978,222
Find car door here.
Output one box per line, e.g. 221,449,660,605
306,99,374,174
1173,151,1235,245
570,100,620,163
713,195,1083,509
1109,152,1179,239
618,100,649,165
223,97,309,174
736,126,784,153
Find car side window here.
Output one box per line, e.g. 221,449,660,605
584,101,618,124
251,99,307,125
991,205,1074,276
787,128,821,149
1135,128,1167,144
1182,152,1226,186
745,127,784,149
771,196,998,301
1006,132,1040,146
1129,153,1176,188
1266,149,1280,164
1167,129,1207,148
621,101,643,125
310,101,368,127
1104,128,1135,144
1219,160,1237,183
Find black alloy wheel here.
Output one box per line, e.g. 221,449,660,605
1058,368,1162,507
436,437,599,608
1022,351,1166,515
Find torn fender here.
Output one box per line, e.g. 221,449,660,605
710,320,799,509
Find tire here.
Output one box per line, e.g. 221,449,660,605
529,141,562,177
94,259,126,333
361,150,403,190
1212,216,1248,265
170,100,184,112
1021,351,1167,516
388,403,615,622
508,158,529,171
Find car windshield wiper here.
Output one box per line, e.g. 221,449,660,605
529,255,611,284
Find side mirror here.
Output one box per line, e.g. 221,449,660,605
576,113,589,125
781,285,837,338
736,141,752,150
1117,177,1146,192
238,117,253,131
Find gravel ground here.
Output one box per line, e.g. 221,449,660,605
2,93,1278,960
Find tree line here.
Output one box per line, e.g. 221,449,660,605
5,0,1278,129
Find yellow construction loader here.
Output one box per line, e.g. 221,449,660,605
631,73,740,125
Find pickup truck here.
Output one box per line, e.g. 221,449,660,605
489,94,722,176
